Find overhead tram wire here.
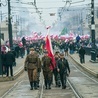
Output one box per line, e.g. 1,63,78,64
34,1,64,3
60,0,86,15
70,0,85,4
10,1,66,25
0,0,7,6
11,0,64,4
11,1,96,10
11,6,63,9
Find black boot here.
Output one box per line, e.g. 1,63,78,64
45,79,47,89
37,81,39,88
34,81,37,90
48,84,51,89
48,80,52,89
55,81,58,87
30,82,33,90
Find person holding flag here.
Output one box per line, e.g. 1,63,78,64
42,50,54,89
41,26,55,89
45,26,56,70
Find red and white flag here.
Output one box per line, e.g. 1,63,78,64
45,34,56,70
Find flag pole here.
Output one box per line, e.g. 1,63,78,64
46,26,53,55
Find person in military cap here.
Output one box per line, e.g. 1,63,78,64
57,53,70,89
42,50,54,89
24,48,39,90
53,51,60,87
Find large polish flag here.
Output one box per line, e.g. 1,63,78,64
45,27,56,70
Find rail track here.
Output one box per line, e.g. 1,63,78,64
1,56,98,98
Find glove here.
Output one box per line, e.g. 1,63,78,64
24,67,27,71
67,71,70,77
37,68,41,72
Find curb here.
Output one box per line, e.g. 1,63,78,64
69,54,98,78
0,66,24,82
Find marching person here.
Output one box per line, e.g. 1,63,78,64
22,37,26,47
53,51,60,87
42,51,54,89
24,48,39,90
57,53,70,89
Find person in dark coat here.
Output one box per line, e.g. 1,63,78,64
20,46,25,58
15,44,20,58
79,46,85,63
5,49,15,77
57,53,70,89
11,48,16,66
22,37,26,47
64,43,69,56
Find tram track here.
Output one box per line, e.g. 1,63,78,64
68,56,98,98
1,80,22,98
1,56,98,98
38,56,98,98
67,79,82,98
38,77,81,98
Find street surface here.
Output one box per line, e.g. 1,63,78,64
1,71,76,98
1,56,98,98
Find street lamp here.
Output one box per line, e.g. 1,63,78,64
0,0,7,75
91,0,95,47
8,0,13,48
90,0,96,61
0,17,2,75
0,0,2,75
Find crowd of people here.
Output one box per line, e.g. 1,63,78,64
24,47,70,90
1,35,94,90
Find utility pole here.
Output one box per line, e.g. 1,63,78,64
90,0,96,61
34,0,36,6
8,0,13,48
91,0,95,47
0,0,2,75
16,15,17,39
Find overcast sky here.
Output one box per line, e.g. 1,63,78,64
21,0,98,26
1,0,98,35
1,0,98,26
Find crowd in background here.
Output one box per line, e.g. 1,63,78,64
1,35,98,77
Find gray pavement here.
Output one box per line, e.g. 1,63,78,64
69,52,98,77
67,53,98,98
0,53,98,98
0,56,25,97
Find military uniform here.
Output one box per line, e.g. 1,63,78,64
24,48,39,90
42,52,53,89
53,51,60,87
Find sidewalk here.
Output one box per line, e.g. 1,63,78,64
0,57,25,82
69,53,98,77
